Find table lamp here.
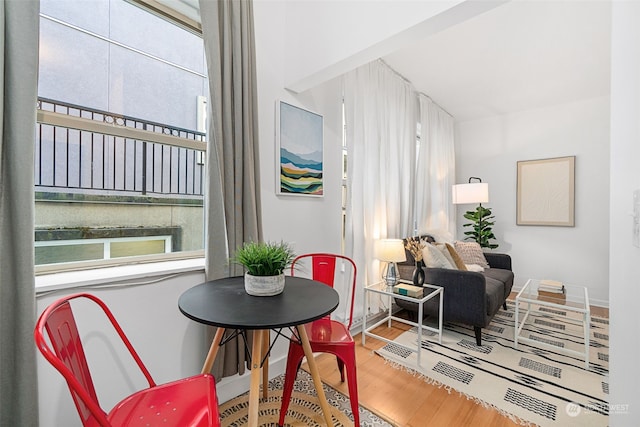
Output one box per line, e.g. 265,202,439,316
375,239,406,288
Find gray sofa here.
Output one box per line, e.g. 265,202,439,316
396,236,514,346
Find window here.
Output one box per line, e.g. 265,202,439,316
36,0,207,270
35,234,173,264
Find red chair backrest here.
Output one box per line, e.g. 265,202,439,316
291,253,357,329
41,299,101,425
35,293,155,427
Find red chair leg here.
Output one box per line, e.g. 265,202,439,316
336,356,345,382
278,342,305,426
343,350,360,426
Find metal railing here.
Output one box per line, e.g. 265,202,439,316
35,98,206,198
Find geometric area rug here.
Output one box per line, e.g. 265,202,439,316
219,369,394,426
376,300,609,427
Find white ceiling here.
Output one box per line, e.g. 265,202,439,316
383,0,612,122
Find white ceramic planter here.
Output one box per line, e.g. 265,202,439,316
244,272,285,296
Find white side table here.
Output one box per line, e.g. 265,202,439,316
362,280,443,367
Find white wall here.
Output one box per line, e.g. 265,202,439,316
455,96,610,306
609,1,640,424
254,1,344,258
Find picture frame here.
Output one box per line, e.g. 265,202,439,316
275,100,324,197
517,156,575,226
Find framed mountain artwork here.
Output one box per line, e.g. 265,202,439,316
276,100,323,197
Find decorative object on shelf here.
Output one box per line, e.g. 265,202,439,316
231,241,296,296
452,177,498,249
404,237,426,286
392,283,424,298
375,239,406,289
412,266,425,287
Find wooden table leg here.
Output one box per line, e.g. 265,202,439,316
262,329,270,399
201,327,225,375
296,325,334,427
248,330,264,427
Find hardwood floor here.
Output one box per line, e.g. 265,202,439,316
311,296,609,426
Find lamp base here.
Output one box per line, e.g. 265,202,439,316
382,262,399,290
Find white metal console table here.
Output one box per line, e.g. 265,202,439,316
362,280,443,367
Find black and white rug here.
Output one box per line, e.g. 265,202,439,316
219,369,394,426
376,301,608,427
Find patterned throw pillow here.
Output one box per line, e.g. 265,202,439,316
453,241,489,268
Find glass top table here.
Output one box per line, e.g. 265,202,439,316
362,280,443,367
514,278,591,368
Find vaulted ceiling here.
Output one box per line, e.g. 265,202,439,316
155,0,612,123
383,1,611,122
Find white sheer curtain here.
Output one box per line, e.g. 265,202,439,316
343,60,418,320
415,94,456,237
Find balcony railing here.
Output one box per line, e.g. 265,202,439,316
35,98,206,199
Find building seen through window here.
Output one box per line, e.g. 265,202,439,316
36,0,208,268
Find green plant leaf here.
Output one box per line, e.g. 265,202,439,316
230,241,296,276
460,205,499,249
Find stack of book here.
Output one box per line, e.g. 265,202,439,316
538,279,565,294
393,283,424,298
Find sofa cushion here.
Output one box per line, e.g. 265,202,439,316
422,244,455,269
483,268,515,299
454,241,489,268
434,243,458,270
444,243,467,271
483,268,513,284
484,277,505,317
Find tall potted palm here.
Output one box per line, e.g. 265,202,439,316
231,241,296,296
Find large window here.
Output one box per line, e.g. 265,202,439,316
36,0,207,270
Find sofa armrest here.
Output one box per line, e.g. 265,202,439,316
423,268,488,326
484,252,512,271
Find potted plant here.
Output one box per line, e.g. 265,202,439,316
231,241,296,296
462,205,499,249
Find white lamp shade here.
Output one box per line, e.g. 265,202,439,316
452,182,489,204
375,239,407,262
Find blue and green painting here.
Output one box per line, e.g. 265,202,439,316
279,101,323,195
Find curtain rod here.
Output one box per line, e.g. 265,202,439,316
377,59,454,119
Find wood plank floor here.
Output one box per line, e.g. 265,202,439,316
311,297,609,427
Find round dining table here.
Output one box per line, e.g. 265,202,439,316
178,276,339,427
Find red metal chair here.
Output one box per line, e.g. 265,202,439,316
34,293,221,427
278,253,359,426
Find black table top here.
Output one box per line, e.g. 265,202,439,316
178,276,339,330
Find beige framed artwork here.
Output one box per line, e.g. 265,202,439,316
517,156,575,226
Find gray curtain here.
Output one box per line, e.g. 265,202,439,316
0,1,40,425
199,0,262,379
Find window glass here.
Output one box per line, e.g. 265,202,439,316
36,0,207,269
